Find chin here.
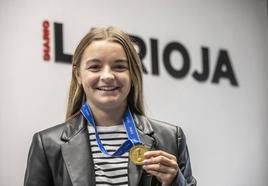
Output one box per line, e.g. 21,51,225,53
98,99,127,109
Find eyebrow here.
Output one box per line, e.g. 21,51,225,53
114,59,128,63
85,58,128,64
85,59,101,64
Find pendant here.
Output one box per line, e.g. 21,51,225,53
129,145,148,165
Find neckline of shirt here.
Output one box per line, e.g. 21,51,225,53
88,124,124,132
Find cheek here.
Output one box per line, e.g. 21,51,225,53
81,73,99,89
124,76,132,92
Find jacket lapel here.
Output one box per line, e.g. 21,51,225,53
60,114,95,186
128,115,156,186
60,113,156,186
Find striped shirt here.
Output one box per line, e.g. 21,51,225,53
88,125,129,186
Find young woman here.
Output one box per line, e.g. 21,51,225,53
24,27,196,186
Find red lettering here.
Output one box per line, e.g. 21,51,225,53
42,20,50,61
43,20,49,28
43,53,50,61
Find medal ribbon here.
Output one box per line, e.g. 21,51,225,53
81,102,142,157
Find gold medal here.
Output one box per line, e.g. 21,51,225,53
129,145,148,165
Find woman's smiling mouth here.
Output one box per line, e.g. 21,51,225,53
96,86,120,91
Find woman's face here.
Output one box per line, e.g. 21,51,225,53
77,40,131,111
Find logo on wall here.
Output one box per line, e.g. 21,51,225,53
42,20,239,87
43,20,50,61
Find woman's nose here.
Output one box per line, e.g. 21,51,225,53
100,67,115,81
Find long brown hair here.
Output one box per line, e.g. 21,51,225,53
66,27,145,120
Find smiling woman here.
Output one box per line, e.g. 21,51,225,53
24,27,196,186
75,40,132,123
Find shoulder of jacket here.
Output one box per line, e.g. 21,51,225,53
135,115,184,136
38,122,67,136
146,117,186,141
147,117,183,131
144,117,187,157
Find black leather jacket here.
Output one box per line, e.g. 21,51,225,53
24,113,197,186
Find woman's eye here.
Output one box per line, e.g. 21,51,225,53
114,65,128,71
88,65,101,71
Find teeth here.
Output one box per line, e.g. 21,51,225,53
97,86,118,91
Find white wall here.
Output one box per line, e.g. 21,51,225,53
0,0,267,185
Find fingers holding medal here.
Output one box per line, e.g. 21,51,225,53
142,150,179,186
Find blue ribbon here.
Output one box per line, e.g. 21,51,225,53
81,102,142,157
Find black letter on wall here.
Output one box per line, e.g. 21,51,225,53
192,47,209,82
212,50,239,86
129,34,148,74
150,38,159,75
54,22,72,63
163,42,190,78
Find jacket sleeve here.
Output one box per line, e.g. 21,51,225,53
24,133,54,186
171,127,197,186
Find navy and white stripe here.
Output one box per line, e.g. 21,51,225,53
88,125,129,186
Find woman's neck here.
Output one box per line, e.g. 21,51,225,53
88,102,126,126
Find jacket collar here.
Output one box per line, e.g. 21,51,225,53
61,112,86,141
60,112,156,186
60,113,95,186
